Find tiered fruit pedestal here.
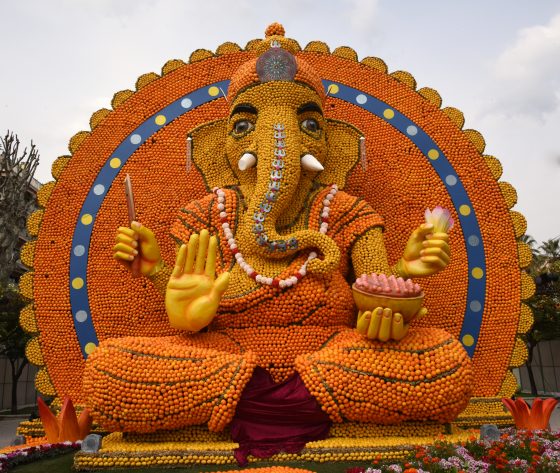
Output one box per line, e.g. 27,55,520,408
73,422,478,470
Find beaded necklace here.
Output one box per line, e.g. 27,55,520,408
213,184,338,288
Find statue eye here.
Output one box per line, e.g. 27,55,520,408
233,120,254,135
301,118,319,133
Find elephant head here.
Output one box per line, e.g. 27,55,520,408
190,36,362,274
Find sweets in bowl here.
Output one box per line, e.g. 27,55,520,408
352,273,424,323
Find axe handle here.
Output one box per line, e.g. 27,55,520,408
124,174,141,278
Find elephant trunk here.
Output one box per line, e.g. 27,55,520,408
242,113,339,274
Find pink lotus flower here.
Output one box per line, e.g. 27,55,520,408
425,206,454,233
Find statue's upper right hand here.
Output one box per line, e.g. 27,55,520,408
165,230,230,332
113,221,162,276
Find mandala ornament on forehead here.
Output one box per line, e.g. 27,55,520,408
256,42,297,82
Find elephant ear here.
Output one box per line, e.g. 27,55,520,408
317,119,361,189
191,119,239,191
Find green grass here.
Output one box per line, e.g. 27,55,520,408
10,452,74,472
10,453,367,472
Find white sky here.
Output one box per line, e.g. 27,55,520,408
1,0,559,244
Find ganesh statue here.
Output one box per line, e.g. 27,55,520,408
22,23,534,467
82,26,473,445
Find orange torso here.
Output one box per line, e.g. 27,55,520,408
170,187,384,379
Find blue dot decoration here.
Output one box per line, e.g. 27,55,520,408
75,310,88,323
470,300,482,313
406,125,418,136
445,175,457,186
356,94,367,104
468,235,480,247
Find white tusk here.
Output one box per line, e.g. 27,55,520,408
238,153,257,171
301,154,324,172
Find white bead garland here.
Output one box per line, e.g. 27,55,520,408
214,185,338,287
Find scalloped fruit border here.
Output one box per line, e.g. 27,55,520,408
20,37,534,401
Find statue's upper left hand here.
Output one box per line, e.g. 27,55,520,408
398,223,451,278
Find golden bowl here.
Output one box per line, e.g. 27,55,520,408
352,284,424,323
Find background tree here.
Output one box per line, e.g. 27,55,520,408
0,283,28,413
0,131,39,284
0,131,39,413
520,234,537,250
538,239,560,270
522,235,560,395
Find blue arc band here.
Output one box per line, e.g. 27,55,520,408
69,79,484,358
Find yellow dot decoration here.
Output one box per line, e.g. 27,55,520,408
72,277,84,290
208,86,220,97
427,149,439,160
155,115,166,126
471,267,484,279
81,214,93,225
110,157,122,168
462,334,474,347
85,343,97,355
459,204,471,216
383,109,395,119
327,84,339,95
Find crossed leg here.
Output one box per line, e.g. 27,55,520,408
83,332,257,433
84,326,473,432
296,327,473,424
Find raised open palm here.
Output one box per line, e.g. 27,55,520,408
165,229,230,331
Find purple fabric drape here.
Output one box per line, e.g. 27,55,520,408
230,367,332,466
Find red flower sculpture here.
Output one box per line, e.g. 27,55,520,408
502,397,558,430
37,396,92,442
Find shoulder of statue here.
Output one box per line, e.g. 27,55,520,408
179,189,238,214
328,189,384,230
328,189,371,212
333,189,358,204
174,189,241,235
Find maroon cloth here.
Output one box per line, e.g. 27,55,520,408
230,367,332,466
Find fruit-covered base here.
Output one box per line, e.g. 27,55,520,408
72,422,477,470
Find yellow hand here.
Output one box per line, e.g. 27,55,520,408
113,221,162,276
398,223,450,278
165,230,230,332
356,306,427,342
